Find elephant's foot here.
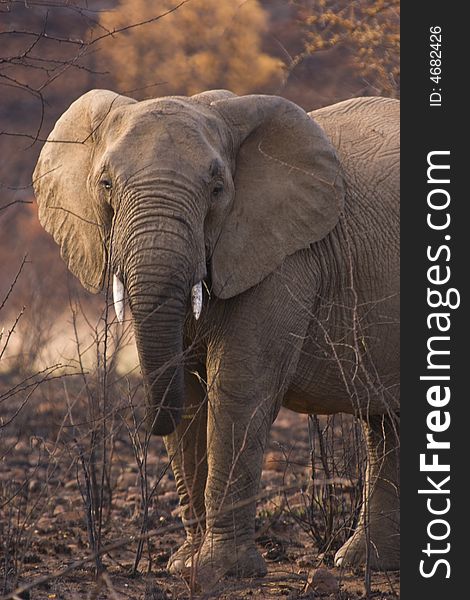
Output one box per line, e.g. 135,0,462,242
187,538,267,586
167,537,202,574
334,526,399,571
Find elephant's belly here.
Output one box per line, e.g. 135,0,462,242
281,343,357,414
282,381,355,415
282,349,399,416
281,300,400,416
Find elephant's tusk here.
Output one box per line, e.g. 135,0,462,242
191,281,203,320
113,273,125,324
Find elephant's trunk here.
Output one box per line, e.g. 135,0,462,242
121,197,203,436
131,288,185,436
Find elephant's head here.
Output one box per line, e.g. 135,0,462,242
33,89,344,435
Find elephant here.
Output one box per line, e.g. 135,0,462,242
33,89,399,581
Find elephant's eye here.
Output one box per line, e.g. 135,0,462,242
100,178,112,192
212,183,224,198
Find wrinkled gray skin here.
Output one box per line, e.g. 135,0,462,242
33,90,399,582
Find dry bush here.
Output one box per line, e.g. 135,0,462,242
0,257,71,595
301,414,364,556
1,278,151,594
296,0,400,98
97,0,283,97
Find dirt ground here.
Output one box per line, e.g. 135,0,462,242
0,376,399,600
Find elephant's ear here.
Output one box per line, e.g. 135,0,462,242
33,89,136,293
210,95,345,299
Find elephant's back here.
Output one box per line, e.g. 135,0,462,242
310,96,399,150
309,97,399,205
310,96,399,268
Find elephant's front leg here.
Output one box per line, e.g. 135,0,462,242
192,363,279,582
164,371,208,574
